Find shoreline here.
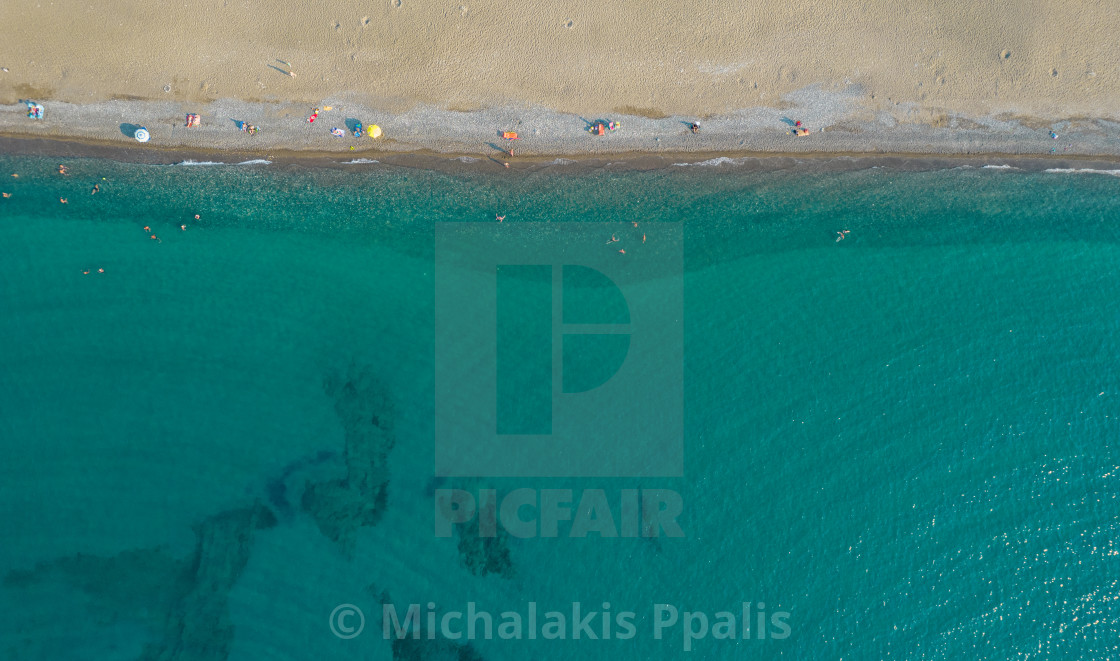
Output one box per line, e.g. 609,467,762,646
3,132,1120,178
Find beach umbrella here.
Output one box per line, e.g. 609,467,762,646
367,125,382,138
134,128,150,142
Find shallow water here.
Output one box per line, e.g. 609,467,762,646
0,156,1118,660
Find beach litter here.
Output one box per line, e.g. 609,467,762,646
134,127,150,142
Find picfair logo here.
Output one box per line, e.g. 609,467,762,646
496,264,631,435
435,222,682,477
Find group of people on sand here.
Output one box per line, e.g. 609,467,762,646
183,112,260,135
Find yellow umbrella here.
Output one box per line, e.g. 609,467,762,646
367,125,382,138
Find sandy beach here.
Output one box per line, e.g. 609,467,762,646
2,0,1119,158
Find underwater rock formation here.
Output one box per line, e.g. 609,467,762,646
4,503,276,661
301,364,396,552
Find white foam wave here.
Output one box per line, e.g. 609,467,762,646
172,159,271,166
548,158,576,165
982,164,1017,170
1044,168,1120,177
342,158,380,164
457,156,480,163
672,157,746,167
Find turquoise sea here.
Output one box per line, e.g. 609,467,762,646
0,155,1118,660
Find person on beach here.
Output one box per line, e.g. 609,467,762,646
689,123,700,133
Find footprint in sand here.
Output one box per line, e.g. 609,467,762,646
1000,49,1011,60
564,19,574,28
392,0,401,7
362,16,370,26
